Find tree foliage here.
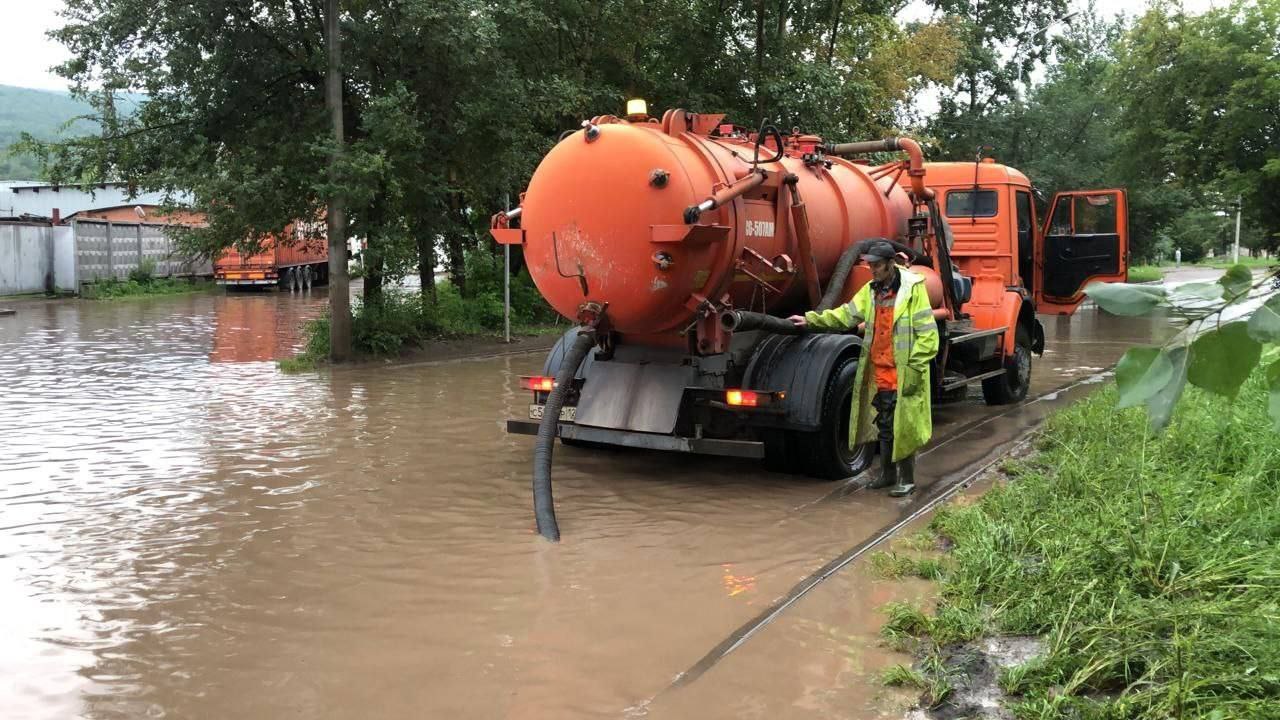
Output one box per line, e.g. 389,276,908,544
925,0,1279,261
21,0,963,312
1087,267,1280,432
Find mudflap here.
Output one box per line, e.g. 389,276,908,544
1031,318,1045,355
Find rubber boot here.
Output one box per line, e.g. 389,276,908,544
868,440,896,489
889,454,916,497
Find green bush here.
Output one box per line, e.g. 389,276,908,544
1127,265,1163,283
88,275,211,300
458,247,559,327
353,291,430,356
280,276,562,371
128,258,157,283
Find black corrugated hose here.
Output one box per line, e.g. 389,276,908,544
721,309,805,335
817,238,931,311
531,328,596,542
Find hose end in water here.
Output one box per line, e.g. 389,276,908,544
531,327,597,543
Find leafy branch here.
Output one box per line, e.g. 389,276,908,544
1085,264,1280,432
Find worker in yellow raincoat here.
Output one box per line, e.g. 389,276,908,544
789,241,940,496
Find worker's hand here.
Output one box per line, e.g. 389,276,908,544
788,315,808,328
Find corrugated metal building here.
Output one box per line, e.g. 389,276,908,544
0,181,192,223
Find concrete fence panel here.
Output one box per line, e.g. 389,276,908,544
0,223,55,295
73,220,211,286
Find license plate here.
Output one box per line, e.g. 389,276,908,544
529,404,576,421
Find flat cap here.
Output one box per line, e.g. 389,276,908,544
860,240,896,263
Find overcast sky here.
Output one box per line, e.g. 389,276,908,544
0,0,1223,94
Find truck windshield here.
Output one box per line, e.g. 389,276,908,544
945,189,998,218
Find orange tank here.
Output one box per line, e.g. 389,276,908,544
501,111,916,336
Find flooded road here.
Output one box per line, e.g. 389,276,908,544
0,289,1176,719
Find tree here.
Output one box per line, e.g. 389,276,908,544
1110,0,1280,253
326,0,352,361
924,0,1069,159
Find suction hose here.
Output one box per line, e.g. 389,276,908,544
720,309,805,335
817,238,930,311
531,328,596,542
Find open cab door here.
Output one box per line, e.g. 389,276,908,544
1036,189,1129,315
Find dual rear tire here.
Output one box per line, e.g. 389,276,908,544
765,355,875,480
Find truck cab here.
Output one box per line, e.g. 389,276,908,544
922,160,1130,316
915,160,1129,404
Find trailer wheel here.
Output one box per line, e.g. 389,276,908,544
982,326,1032,405
793,356,875,480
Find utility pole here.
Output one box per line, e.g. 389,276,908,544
503,194,511,344
326,0,352,361
1232,194,1242,265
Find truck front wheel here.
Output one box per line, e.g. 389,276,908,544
792,355,875,480
982,326,1032,405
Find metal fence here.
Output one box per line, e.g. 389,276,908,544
0,220,211,296
0,223,61,295
72,220,211,285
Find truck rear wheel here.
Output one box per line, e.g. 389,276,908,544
792,356,875,480
982,326,1032,405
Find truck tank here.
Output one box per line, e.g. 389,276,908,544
497,111,918,341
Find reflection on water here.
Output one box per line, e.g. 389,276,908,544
209,291,325,363
0,291,1177,720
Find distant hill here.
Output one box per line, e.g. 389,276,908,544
0,85,143,181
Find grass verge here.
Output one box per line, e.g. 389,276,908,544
885,369,1280,718
84,276,214,299
1197,256,1275,269
1127,265,1164,283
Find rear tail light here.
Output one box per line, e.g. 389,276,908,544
520,376,556,392
725,389,785,407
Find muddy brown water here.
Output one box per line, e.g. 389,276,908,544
0,289,1176,719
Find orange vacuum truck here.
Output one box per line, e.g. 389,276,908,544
493,107,1128,540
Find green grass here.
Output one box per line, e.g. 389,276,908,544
885,369,1280,718
1128,265,1164,283
882,663,928,688
869,551,947,580
85,276,214,299
1196,256,1276,269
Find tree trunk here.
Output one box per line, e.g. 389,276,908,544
826,0,843,65
446,232,466,296
365,249,384,304
445,191,468,296
325,0,352,362
363,196,385,305
755,0,766,122
417,228,435,304
776,0,787,46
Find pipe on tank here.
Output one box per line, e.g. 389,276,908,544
684,169,767,224
822,138,934,201
783,174,822,307
531,328,596,542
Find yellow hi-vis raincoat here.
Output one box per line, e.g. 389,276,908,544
804,266,940,461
